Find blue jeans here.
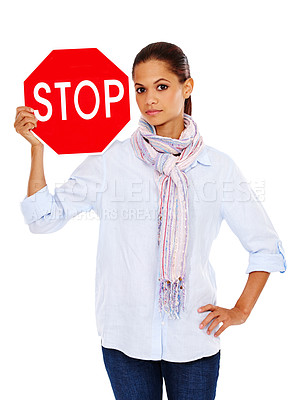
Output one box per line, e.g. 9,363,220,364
101,345,220,400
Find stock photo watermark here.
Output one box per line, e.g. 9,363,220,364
28,178,266,222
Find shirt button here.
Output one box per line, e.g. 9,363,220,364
161,321,165,325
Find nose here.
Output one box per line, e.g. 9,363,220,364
146,90,158,105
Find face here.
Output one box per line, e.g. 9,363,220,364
133,59,193,129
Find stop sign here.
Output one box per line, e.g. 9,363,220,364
24,48,130,154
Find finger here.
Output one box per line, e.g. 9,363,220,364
14,115,37,132
207,318,223,335
213,322,228,337
199,310,219,329
198,304,216,313
20,122,36,135
15,110,37,124
24,122,36,130
16,121,36,135
15,116,38,132
16,106,34,117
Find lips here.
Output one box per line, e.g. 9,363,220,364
146,109,162,116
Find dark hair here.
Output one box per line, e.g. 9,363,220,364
132,42,192,116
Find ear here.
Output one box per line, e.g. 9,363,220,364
183,78,194,99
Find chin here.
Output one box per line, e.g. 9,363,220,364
144,114,168,127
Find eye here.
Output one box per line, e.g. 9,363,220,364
135,87,145,94
157,84,168,91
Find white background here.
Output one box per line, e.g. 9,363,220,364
1,0,294,399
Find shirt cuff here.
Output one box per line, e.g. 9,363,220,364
246,240,287,274
20,185,53,225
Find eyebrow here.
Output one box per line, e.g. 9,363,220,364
134,78,171,86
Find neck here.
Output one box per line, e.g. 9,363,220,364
154,115,185,140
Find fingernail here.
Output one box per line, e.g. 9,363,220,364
199,324,203,328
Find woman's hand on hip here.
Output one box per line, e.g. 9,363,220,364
198,304,249,337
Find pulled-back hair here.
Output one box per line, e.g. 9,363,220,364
132,42,192,115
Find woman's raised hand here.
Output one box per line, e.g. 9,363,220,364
14,106,42,147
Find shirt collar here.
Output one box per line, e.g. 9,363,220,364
183,146,211,173
185,145,212,172
196,146,211,166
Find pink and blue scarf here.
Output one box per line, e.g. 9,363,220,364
130,113,205,319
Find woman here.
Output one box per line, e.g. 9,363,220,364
15,42,287,400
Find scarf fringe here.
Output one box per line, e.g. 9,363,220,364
158,277,186,320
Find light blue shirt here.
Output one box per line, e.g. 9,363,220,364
20,139,287,362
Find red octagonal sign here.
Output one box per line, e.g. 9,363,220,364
24,48,130,154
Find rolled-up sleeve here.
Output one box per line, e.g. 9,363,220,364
20,154,106,234
221,158,287,274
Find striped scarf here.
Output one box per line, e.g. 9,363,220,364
130,113,205,320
